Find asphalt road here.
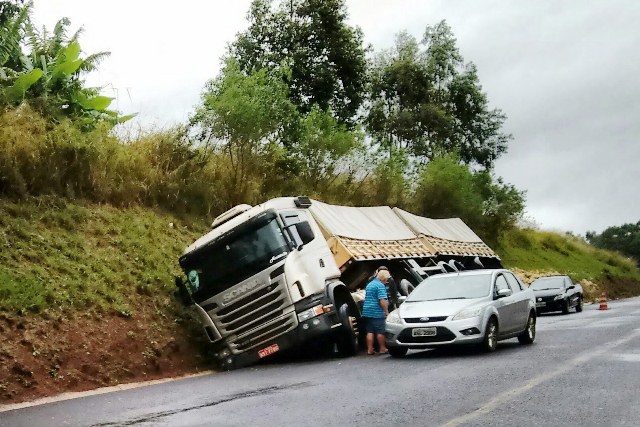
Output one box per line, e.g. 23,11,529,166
2,298,640,427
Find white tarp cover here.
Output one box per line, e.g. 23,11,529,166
393,208,483,243
309,200,417,241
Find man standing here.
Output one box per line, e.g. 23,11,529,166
362,269,390,355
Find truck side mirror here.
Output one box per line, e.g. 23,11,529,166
175,276,194,306
295,221,315,246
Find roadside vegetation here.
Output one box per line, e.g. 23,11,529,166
1,0,639,404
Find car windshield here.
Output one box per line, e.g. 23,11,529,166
179,212,290,303
530,277,564,290
406,274,492,302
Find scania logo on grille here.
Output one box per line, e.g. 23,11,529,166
420,317,430,322
222,280,261,303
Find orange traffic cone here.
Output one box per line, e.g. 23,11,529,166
598,292,609,310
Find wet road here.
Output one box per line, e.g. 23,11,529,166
2,298,640,426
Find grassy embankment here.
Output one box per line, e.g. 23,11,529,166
497,227,640,300
1,197,639,404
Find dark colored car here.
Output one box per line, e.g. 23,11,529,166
530,275,583,314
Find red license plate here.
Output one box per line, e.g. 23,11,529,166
258,343,279,358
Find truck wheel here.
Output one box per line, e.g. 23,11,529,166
336,303,358,357
576,296,583,312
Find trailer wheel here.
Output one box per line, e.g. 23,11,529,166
336,303,358,357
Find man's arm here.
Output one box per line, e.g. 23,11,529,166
379,297,388,317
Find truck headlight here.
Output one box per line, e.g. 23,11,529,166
554,294,564,300
386,310,402,324
297,304,324,322
452,307,483,321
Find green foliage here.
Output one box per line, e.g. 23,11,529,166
232,0,367,126
0,4,133,129
412,156,525,246
499,228,640,284
586,222,640,266
367,22,510,168
0,197,208,313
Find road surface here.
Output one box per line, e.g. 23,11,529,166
2,297,640,426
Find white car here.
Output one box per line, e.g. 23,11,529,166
385,269,536,357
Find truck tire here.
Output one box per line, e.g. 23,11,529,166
336,303,358,357
399,279,415,297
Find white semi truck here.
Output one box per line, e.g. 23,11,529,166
175,196,500,369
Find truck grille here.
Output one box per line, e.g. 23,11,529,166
202,265,297,354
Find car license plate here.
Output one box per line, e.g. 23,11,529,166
412,327,436,337
536,302,546,308
258,343,279,358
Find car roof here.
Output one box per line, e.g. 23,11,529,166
429,269,505,278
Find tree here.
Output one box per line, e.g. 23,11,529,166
413,156,525,245
586,222,640,266
367,21,510,169
231,0,368,127
191,59,296,206
1,6,133,128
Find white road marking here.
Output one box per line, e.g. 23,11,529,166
441,329,640,427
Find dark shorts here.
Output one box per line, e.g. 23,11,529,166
363,316,386,334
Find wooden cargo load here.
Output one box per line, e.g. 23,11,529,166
392,208,499,259
308,201,435,271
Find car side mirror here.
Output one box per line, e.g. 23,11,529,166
567,285,575,290
496,288,512,298
295,221,315,247
398,295,407,306
174,276,194,306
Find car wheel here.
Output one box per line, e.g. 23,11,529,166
562,300,570,314
335,303,358,357
388,346,408,358
481,318,498,352
576,296,583,312
517,313,536,344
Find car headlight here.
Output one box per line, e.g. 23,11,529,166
386,310,402,324
554,294,564,300
452,307,483,321
297,304,324,322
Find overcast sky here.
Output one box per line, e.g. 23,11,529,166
32,0,640,235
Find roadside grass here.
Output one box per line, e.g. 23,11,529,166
497,228,640,299
0,197,209,315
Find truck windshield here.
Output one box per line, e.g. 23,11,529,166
180,213,290,303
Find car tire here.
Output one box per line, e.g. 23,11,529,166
481,318,498,352
388,346,408,358
576,296,583,312
517,312,536,344
562,300,570,315
336,303,358,357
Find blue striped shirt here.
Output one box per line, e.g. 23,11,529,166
362,278,388,318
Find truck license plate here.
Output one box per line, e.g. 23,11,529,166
258,343,279,358
412,327,436,337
